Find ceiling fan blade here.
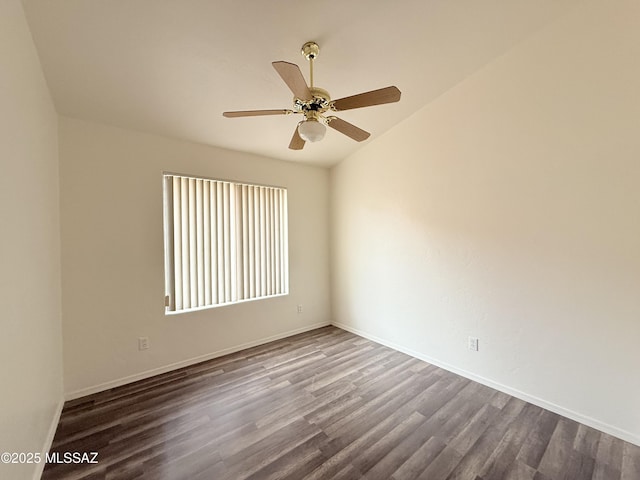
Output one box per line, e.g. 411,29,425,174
331,86,401,111
272,61,312,101
289,126,305,150
327,117,371,142
223,109,292,118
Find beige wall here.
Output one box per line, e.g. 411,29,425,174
331,0,640,445
59,117,331,396
0,0,64,479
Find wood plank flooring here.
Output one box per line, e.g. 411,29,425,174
43,326,640,480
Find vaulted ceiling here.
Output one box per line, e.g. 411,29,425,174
24,0,579,166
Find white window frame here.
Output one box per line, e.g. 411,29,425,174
163,173,289,314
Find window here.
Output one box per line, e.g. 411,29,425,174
163,173,289,313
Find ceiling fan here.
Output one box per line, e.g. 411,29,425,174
223,41,401,150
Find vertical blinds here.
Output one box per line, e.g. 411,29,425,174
163,174,289,312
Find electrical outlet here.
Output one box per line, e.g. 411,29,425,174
468,336,479,352
138,336,149,351
297,305,303,314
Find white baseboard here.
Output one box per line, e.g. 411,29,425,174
65,322,330,401
32,397,64,480
332,321,640,448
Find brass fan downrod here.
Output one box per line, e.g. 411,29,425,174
301,41,319,88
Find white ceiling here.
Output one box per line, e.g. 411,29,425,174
24,0,578,167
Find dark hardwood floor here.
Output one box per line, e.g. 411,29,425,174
43,326,640,480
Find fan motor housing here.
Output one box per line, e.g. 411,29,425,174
294,87,331,116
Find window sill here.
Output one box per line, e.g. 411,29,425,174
165,292,289,315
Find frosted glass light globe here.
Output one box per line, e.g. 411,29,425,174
298,119,326,142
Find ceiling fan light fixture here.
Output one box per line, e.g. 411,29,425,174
222,41,401,150
297,119,326,143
